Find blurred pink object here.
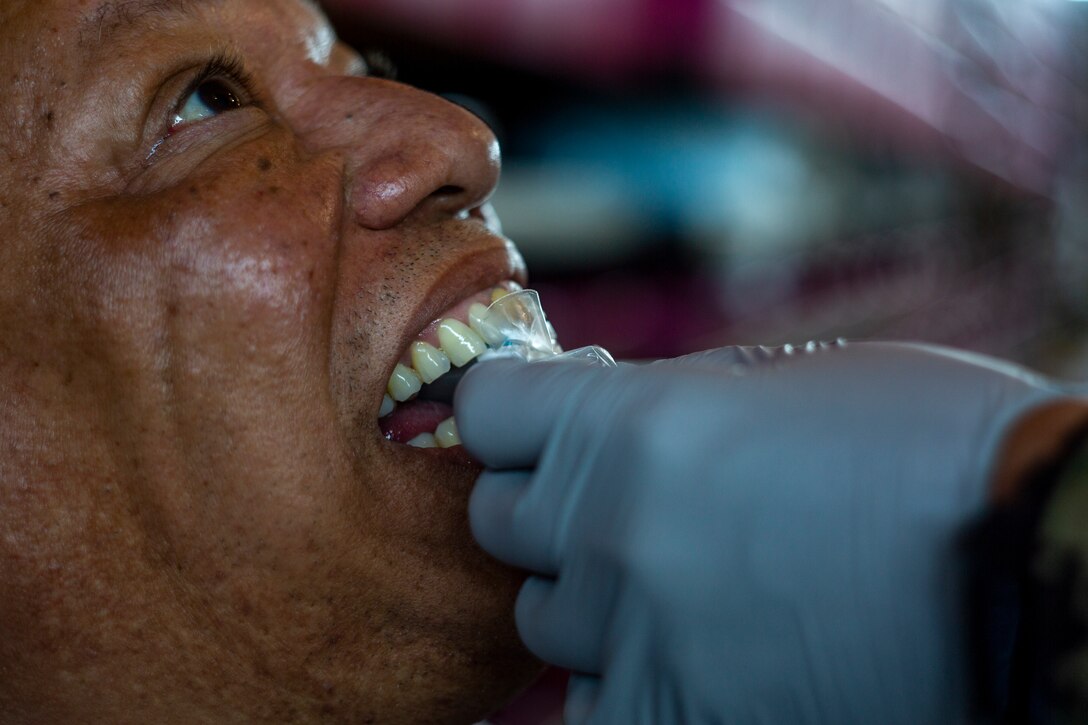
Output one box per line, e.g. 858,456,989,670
327,0,1083,194
704,0,1081,195
324,0,704,76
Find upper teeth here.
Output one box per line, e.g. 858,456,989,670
437,319,487,367
468,302,505,347
383,288,519,445
388,363,423,403
411,341,451,384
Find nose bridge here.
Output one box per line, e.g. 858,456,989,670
292,77,501,230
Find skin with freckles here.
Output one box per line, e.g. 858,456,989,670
0,0,541,722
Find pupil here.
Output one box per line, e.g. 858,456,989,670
197,80,241,112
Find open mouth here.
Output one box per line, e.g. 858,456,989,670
379,284,557,449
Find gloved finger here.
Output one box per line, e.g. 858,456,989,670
564,674,602,725
650,345,773,372
653,342,849,374
515,573,603,673
454,357,615,470
468,470,558,574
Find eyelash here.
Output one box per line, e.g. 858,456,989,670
170,52,258,131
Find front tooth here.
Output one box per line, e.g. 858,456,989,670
491,287,511,303
437,319,486,367
388,363,422,402
379,394,395,418
435,417,461,448
411,341,451,384
407,433,437,448
468,302,506,347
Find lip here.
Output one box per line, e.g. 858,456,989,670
379,244,527,422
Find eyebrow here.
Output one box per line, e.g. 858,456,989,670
78,0,219,48
79,0,324,49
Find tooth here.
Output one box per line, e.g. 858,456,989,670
468,302,506,347
387,363,422,402
437,319,486,367
435,417,461,448
407,433,437,448
411,341,451,384
491,288,511,303
379,394,395,417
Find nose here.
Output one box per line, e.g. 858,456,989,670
290,77,501,230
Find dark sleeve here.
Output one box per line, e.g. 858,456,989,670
968,432,1088,724
1034,441,1088,724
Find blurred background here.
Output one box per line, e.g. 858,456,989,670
321,0,1088,718
323,0,1088,378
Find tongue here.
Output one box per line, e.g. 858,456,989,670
380,399,454,444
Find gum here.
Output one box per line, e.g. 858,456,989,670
397,283,521,369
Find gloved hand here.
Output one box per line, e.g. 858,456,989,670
454,341,1070,724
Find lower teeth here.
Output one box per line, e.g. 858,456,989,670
405,418,461,449
434,417,461,447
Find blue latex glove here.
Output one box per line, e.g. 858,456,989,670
454,341,1069,724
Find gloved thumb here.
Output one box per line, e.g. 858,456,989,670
454,357,615,469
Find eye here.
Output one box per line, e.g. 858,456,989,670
172,78,245,130
165,54,257,135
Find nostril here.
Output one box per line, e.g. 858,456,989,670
429,185,474,218
432,185,463,198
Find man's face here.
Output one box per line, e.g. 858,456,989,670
0,0,540,721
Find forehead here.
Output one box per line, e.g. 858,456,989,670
3,0,326,53
78,0,324,41
80,0,220,44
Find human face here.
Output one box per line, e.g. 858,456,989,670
0,0,540,722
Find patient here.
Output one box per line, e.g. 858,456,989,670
0,0,543,721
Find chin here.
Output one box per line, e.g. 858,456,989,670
335,369,544,720
319,253,544,719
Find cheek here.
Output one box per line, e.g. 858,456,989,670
2,150,369,647
46,153,355,565
152,157,350,518
174,157,341,349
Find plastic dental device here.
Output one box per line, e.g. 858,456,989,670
417,289,616,405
